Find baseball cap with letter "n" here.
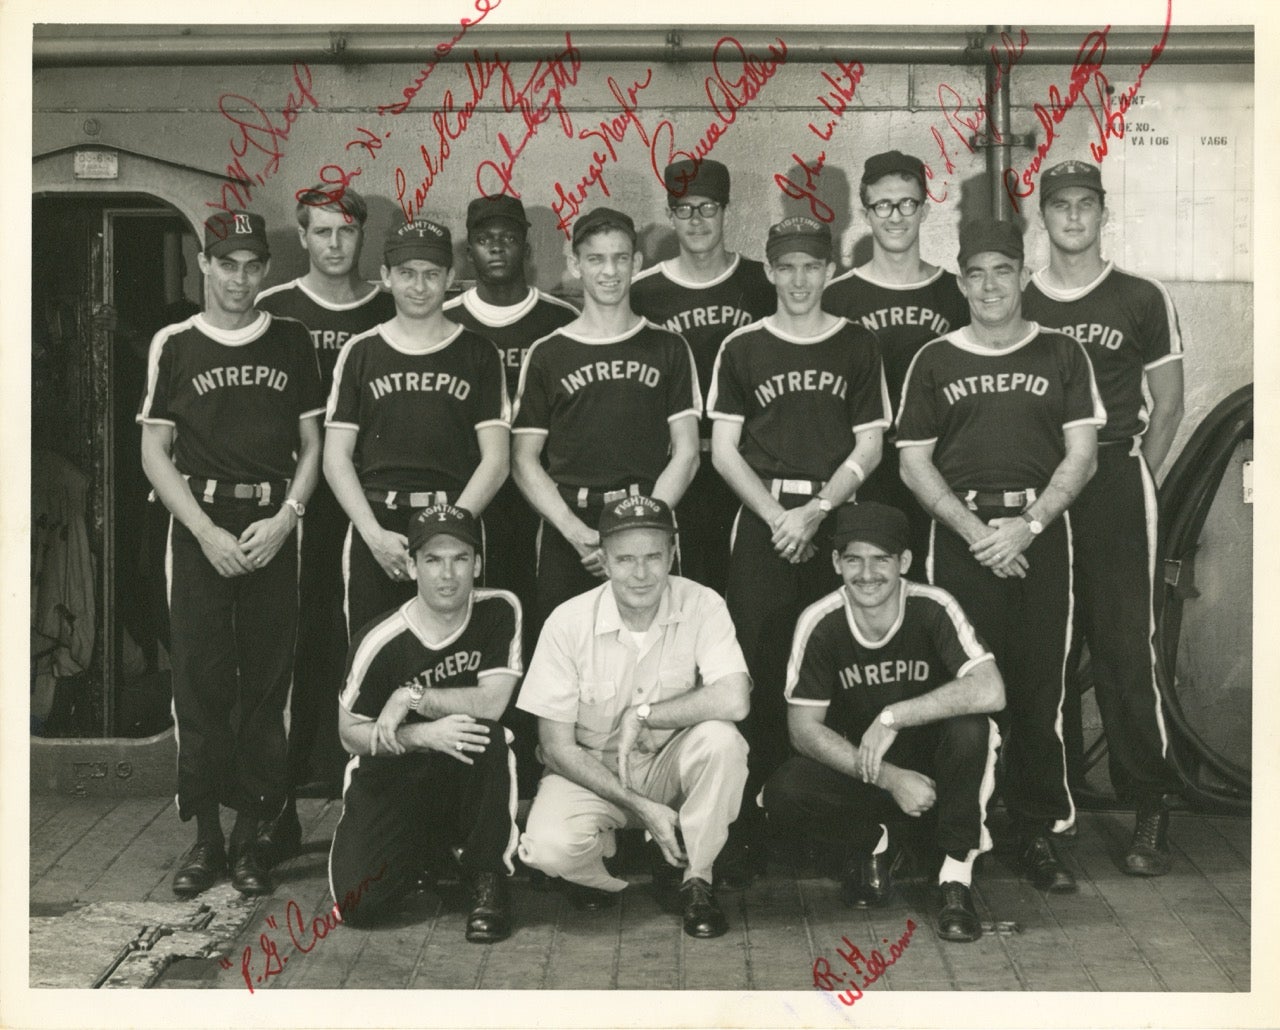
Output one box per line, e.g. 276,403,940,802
204,209,270,260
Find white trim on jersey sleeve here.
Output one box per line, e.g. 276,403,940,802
906,582,991,664
957,652,996,678
667,408,700,424
895,437,938,449
338,608,410,713
511,426,549,436
664,326,705,418
509,329,557,426
784,591,844,702
1065,336,1109,428
325,326,380,428
893,335,947,436
1143,351,1184,371
475,417,512,430
704,321,759,421
136,320,194,425
475,587,525,677
1144,272,1183,357
299,406,326,421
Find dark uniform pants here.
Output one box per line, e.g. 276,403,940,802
674,452,738,596
1072,440,1177,803
726,494,840,796
289,479,348,790
930,509,1075,833
762,714,1000,861
328,720,517,927
168,500,297,820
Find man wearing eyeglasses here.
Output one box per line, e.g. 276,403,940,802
632,160,775,597
823,151,969,561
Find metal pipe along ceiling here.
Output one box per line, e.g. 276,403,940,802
33,26,1254,67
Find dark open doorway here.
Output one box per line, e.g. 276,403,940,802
32,193,200,737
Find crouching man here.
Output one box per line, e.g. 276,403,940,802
329,504,522,942
763,502,1004,942
516,496,750,938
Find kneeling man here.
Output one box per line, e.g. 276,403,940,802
763,502,1003,942
329,505,521,941
517,496,750,938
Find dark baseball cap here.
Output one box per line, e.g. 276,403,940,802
664,158,731,206
831,502,910,555
407,503,481,554
861,150,926,190
957,218,1024,269
204,210,270,259
598,495,676,539
466,195,530,231
766,216,833,263
1039,159,1106,203
571,207,637,249
384,219,453,268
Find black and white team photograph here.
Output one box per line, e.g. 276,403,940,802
4,1,1271,1028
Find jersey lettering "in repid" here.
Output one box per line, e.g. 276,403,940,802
839,659,930,689
1054,323,1124,351
857,306,951,335
401,649,483,691
191,365,289,395
560,359,661,394
662,306,756,334
368,371,472,401
753,369,848,408
942,372,1048,406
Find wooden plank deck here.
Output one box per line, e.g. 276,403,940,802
28,798,1251,993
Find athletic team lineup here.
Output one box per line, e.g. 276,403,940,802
136,145,1184,950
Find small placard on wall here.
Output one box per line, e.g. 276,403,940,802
1242,460,1253,505
74,149,118,179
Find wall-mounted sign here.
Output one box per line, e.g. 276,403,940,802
73,149,118,179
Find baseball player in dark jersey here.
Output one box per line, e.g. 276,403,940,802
444,195,578,650
138,209,324,898
324,219,510,638
511,206,701,623
631,159,775,594
329,504,520,940
1022,160,1184,875
897,218,1105,894
763,502,1003,941
254,187,396,865
709,215,891,868
444,194,578,799
822,151,970,561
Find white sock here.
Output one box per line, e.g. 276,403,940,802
872,824,889,855
938,854,974,886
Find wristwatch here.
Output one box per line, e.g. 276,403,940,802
879,708,896,728
284,497,306,519
816,497,834,515
636,702,652,724
407,680,426,708
1021,511,1044,535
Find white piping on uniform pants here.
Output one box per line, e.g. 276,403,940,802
166,516,180,816
1051,512,1078,836
970,717,1003,860
1135,436,1171,756
341,524,354,638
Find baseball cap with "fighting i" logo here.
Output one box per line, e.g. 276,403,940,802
204,209,270,259
408,503,481,553
598,496,677,539
385,219,454,268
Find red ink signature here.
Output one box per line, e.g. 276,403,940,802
475,34,583,201
811,919,916,1007
923,30,1029,203
205,63,319,223
1003,0,1172,213
646,36,789,207
226,863,387,993
774,151,833,223
549,71,656,235
377,0,501,117
808,57,865,141
395,50,515,224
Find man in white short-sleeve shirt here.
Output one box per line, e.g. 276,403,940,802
516,496,750,939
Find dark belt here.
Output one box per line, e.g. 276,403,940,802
957,488,1037,511
557,482,644,510
185,476,289,506
363,488,453,509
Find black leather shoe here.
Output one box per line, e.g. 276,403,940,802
172,840,226,897
936,881,982,942
1125,805,1172,876
841,849,895,908
465,872,513,943
567,882,621,911
256,799,303,870
1021,834,1077,893
679,876,727,939
230,845,273,897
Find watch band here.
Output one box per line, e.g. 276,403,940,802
636,702,652,723
1021,511,1044,535
284,497,306,519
